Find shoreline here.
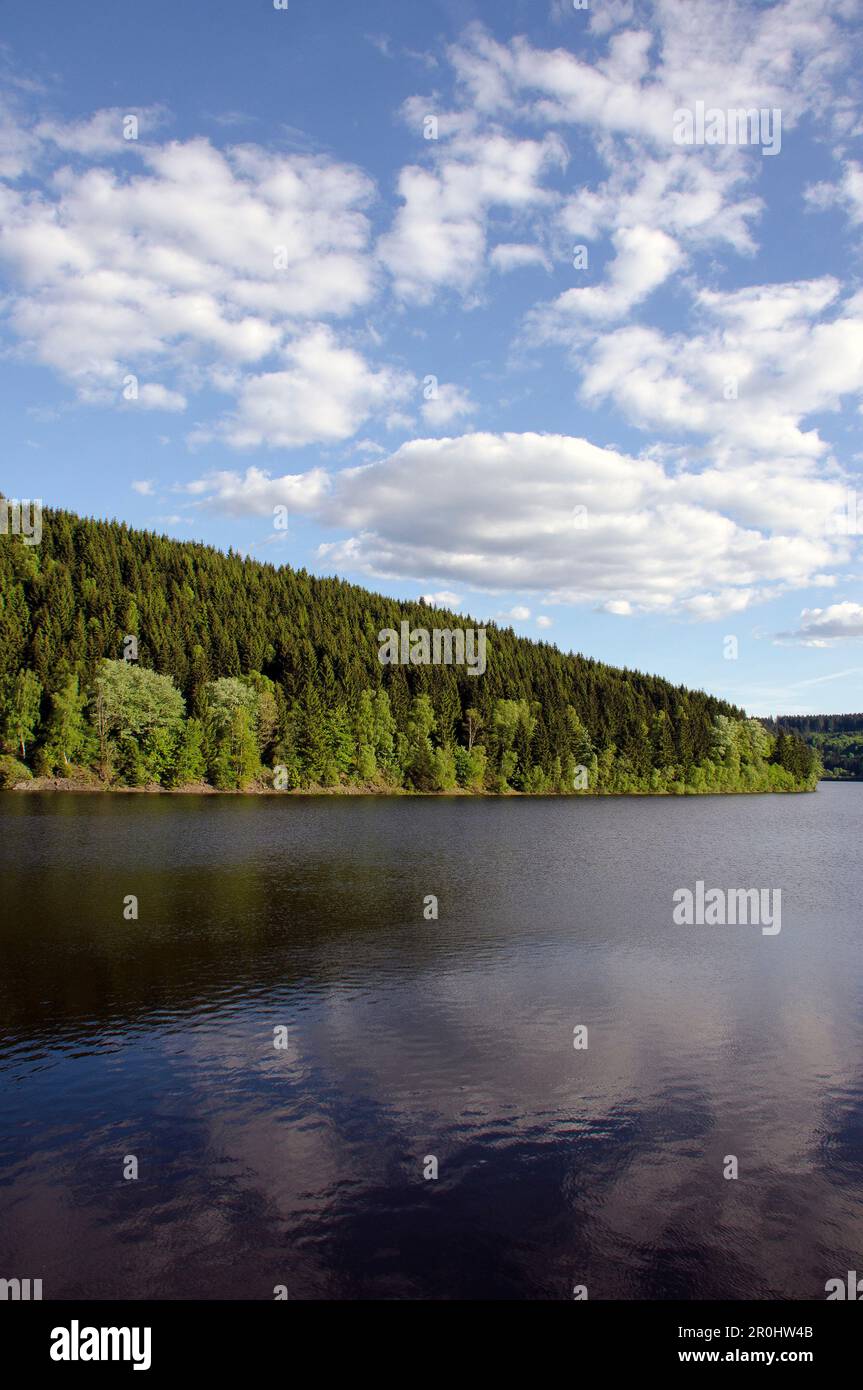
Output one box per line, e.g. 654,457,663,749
6,776,822,798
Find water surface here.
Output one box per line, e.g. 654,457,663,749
1,787,861,1299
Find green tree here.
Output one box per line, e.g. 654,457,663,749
296,681,329,784
354,689,378,781
404,694,437,790
210,706,259,789
92,660,185,782
4,669,42,760
373,688,398,777
42,675,89,769
170,717,206,787
430,743,458,791
322,704,355,786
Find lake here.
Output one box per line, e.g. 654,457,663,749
1,785,861,1300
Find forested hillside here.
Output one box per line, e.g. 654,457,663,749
765,714,863,781
0,506,819,794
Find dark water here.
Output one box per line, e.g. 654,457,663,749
1,785,861,1301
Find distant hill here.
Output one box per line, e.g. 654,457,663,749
0,504,818,795
764,714,863,781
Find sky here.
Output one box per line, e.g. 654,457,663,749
1,0,863,716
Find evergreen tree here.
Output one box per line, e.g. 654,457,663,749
404,694,437,790
170,718,206,787
0,506,819,797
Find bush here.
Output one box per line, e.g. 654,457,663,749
0,755,33,787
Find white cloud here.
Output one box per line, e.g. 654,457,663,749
378,127,566,302
777,601,863,646
530,224,682,329
578,277,863,462
434,2,859,322
191,326,414,450
558,151,763,257
450,3,850,140
178,429,858,619
536,614,553,628
806,160,863,225
131,479,155,495
34,106,169,157
0,133,379,414
421,382,476,428
133,383,187,412
421,590,462,608
385,410,416,432
177,464,331,517
490,242,550,272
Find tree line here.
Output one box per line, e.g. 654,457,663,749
0,505,820,795
764,715,863,781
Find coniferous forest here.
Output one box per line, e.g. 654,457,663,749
764,714,863,780
0,506,819,795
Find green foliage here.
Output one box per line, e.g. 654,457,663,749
93,660,185,783
169,718,207,788
41,675,90,772
0,506,818,795
0,754,32,787
3,669,42,759
764,714,859,780
430,743,458,791
404,693,437,790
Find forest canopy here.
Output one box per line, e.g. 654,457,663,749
0,506,819,795
764,714,863,781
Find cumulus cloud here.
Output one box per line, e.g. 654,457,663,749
132,383,187,412
530,224,683,329
424,2,859,324
3,5,863,637
378,126,566,302
577,277,863,461
777,601,863,646
449,2,851,141
421,381,476,428
806,160,863,225
421,590,462,608
490,242,550,272
558,151,763,257
191,326,414,450
181,430,857,618
176,464,331,518
0,132,381,425
34,106,169,157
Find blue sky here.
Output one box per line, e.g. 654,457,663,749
2,0,863,715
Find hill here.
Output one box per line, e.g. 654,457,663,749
764,714,863,781
0,505,818,795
